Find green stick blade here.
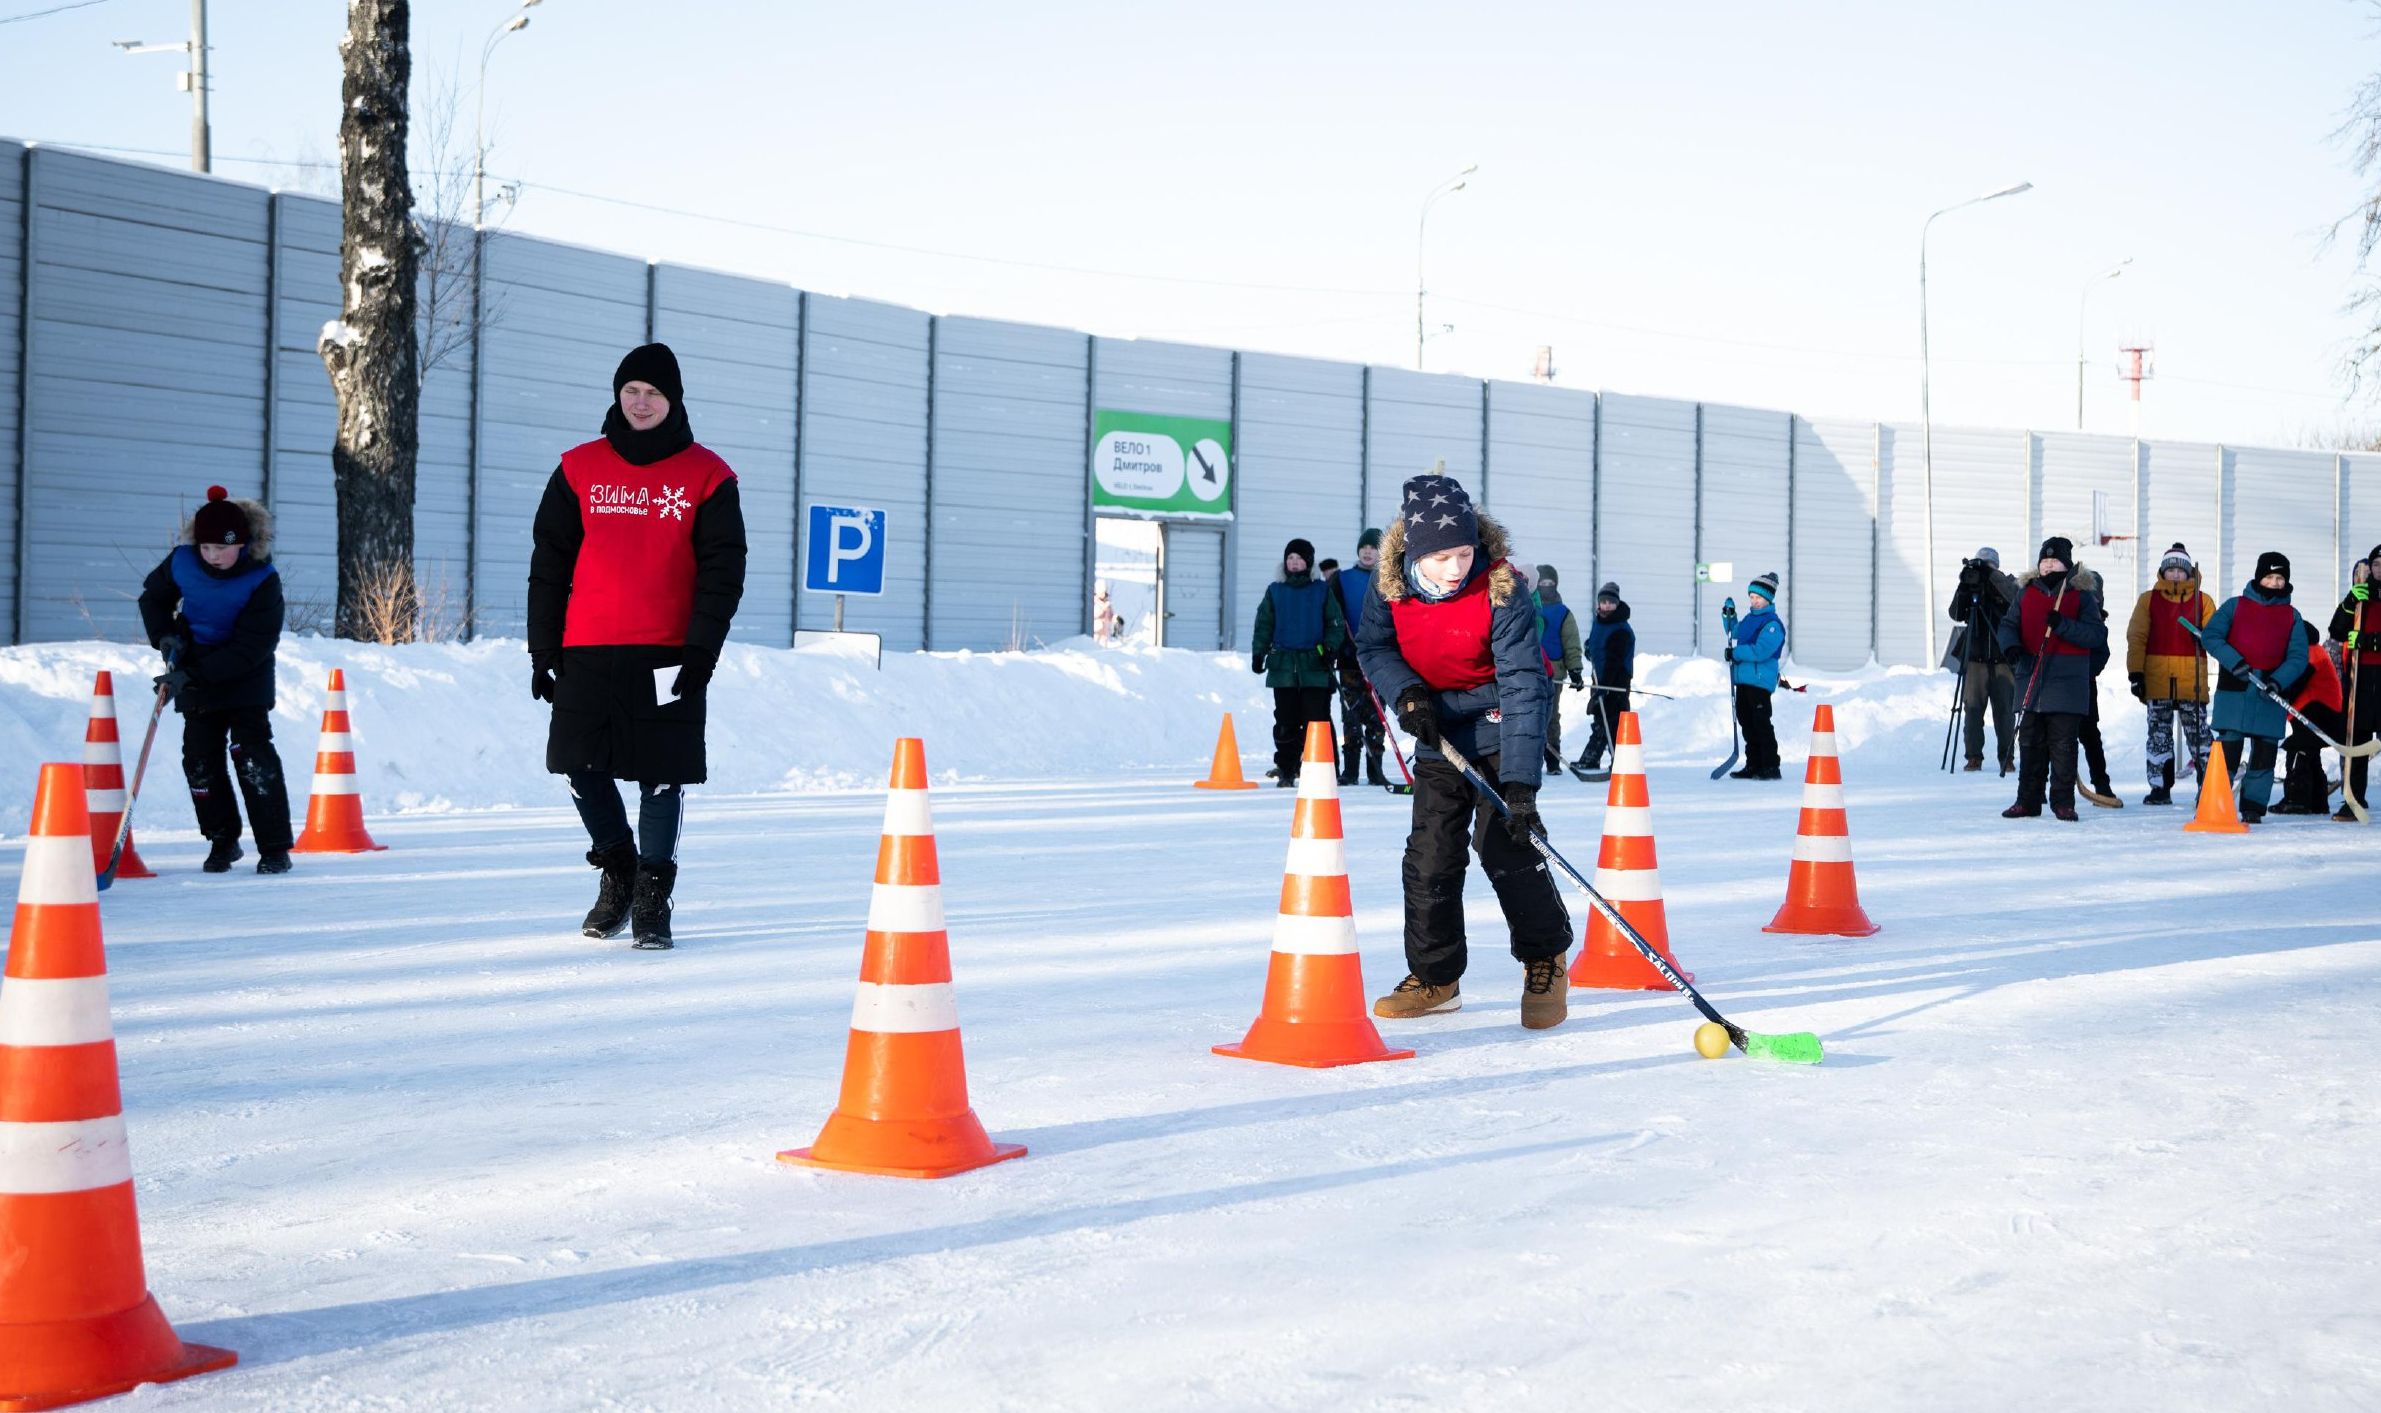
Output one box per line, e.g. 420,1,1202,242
1741,1030,1824,1065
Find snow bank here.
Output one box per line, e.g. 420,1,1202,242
0,635,2156,836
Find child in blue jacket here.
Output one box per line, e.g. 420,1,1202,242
1727,572,1788,780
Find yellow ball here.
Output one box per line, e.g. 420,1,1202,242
1693,1022,1731,1059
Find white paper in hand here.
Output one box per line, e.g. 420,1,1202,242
654,666,681,702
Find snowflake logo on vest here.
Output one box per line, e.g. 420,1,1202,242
657,486,690,521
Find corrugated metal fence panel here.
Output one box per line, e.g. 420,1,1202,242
0,143,23,642
2034,431,2139,594
411,219,477,628
1789,417,1877,670
797,295,926,649
1877,423,2026,667
2228,446,2341,605
652,263,797,646
1162,522,1224,649
26,150,269,642
2345,454,2381,576
1364,367,1481,529
1479,380,1592,579
1595,392,1697,655
1234,353,1362,651
1697,403,1790,657
2139,440,2221,589
929,316,1087,651
473,232,648,638
265,194,338,629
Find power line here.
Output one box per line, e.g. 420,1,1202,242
0,0,120,25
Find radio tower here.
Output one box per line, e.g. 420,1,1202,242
2117,342,2155,436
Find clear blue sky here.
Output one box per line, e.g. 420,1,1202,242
3,0,2377,445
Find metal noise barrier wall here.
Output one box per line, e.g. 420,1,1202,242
3,140,2374,659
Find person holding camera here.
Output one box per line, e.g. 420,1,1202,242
1947,547,2020,773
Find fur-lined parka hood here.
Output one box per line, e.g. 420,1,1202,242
179,497,275,564
1375,510,1519,606
2015,562,2099,596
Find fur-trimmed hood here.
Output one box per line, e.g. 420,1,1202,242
1375,509,1519,606
179,496,275,564
2015,562,2099,596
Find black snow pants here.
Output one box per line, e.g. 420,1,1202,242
568,769,686,867
2348,665,2381,810
181,706,294,850
2078,691,2112,791
1335,659,1383,772
1578,690,1624,769
2015,710,2082,811
1272,686,1334,780
1402,752,1571,986
1734,684,1779,774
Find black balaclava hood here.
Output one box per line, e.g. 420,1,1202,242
2253,550,2292,594
602,342,695,466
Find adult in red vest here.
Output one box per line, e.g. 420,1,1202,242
1995,537,2108,821
528,343,748,949
2327,545,2381,820
2199,551,2309,825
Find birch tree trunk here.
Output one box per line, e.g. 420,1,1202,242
318,0,421,642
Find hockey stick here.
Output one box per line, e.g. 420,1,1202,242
1438,737,1822,1065
2347,595,2369,823
1586,683,1674,701
1366,684,1416,796
2180,619,2379,759
98,673,173,891
1711,601,1741,780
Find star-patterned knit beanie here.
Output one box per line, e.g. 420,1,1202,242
1400,473,1479,560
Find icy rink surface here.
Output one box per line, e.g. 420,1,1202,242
29,740,2381,1411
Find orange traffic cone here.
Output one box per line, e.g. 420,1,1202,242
0,764,235,1409
80,672,152,881
1214,721,1414,1067
1193,713,1261,790
290,669,384,854
1569,712,1691,990
1764,704,1881,936
779,739,1024,1179
2184,739,2250,834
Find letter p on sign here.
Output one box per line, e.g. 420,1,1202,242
804,504,889,597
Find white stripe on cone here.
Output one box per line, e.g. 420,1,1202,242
16,835,98,907
0,976,115,1047
866,882,947,934
1591,867,1664,902
1598,805,1654,838
88,694,118,720
1798,783,1846,810
82,742,117,766
1282,836,1347,878
316,732,355,754
1791,833,1855,863
308,771,360,797
1271,912,1358,955
0,1116,133,1195
848,981,959,1034
1612,743,1645,775
84,789,127,813
1810,732,1837,756
880,789,934,838
1295,771,1339,800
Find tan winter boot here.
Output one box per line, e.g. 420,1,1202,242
1520,954,1569,1030
1373,973,1461,1018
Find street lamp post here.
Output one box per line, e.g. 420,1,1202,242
2076,258,2131,430
111,0,211,173
1919,180,2032,665
1416,165,1476,371
475,1,544,231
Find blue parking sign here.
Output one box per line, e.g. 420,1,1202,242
804,504,888,597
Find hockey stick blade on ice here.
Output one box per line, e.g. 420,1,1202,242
1438,738,1822,1064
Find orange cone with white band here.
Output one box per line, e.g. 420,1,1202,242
1214,721,1414,1067
80,673,152,881
1569,712,1691,990
290,669,384,854
1763,704,1880,936
0,764,235,1409
779,738,1024,1179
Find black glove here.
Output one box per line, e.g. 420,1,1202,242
1498,781,1542,846
1251,652,1267,675
157,633,187,663
1314,645,1330,666
153,667,191,706
673,645,718,699
530,650,559,703
2128,672,2146,703
2243,668,2272,696
1394,686,1439,749
1568,671,1585,692
2043,608,2065,630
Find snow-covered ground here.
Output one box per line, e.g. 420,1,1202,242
3,639,2377,1410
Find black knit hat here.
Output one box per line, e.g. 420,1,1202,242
2253,550,2291,588
1536,564,1560,587
1400,473,1479,560
1283,537,1316,566
613,343,684,404
191,485,250,546
1598,581,1620,601
1357,527,1383,551
2038,536,2074,571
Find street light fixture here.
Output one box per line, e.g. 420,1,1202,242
113,0,210,173
475,0,545,231
1918,179,2032,665
1417,164,1476,371
2076,257,2131,430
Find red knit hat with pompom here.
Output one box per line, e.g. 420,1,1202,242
192,485,251,546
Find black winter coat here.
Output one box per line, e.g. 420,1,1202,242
136,499,284,716
526,456,747,785
1996,566,2108,717
1947,561,2020,667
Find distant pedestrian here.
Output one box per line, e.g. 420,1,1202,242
1329,529,1387,786
1727,572,1787,780
1573,581,1634,773
2326,543,2381,820
2124,543,2214,806
1251,537,1347,787
1533,564,1585,776
1997,538,2107,821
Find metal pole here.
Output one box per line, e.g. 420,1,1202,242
2077,260,2129,430
189,0,210,174
1920,218,1937,669
1415,166,1473,372
12,146,38,645
922,314,937,649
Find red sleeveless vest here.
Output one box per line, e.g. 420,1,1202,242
1388,561,1505,691
558,438,736,648
2225,597,2295,673
2018,580,2087,657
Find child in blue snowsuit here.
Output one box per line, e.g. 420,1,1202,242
2199,550,2310,823
1727,572,1788,779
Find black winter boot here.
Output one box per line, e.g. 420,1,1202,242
255,850,291,875
1365,749,1388,787
630,861,678,950
1338,741,1359,787
202,836,243,874
582,842,638,939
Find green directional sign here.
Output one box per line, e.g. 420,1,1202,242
1090,409,1233,520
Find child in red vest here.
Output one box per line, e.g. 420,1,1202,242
2199,551,2309,824
1354,473,1571,1031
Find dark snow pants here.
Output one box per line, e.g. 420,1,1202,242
2015,710,2082,811
2348,666,2381,810
1335,660,1383,770
1577,691,1624,769
1734,685,1779,774
1960,660,2016,767
1272,686,1334,780
2078,692,2112,791
568,769,685,867
1402,753,1571,986
2217,733,2281,816
181,706,293,850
